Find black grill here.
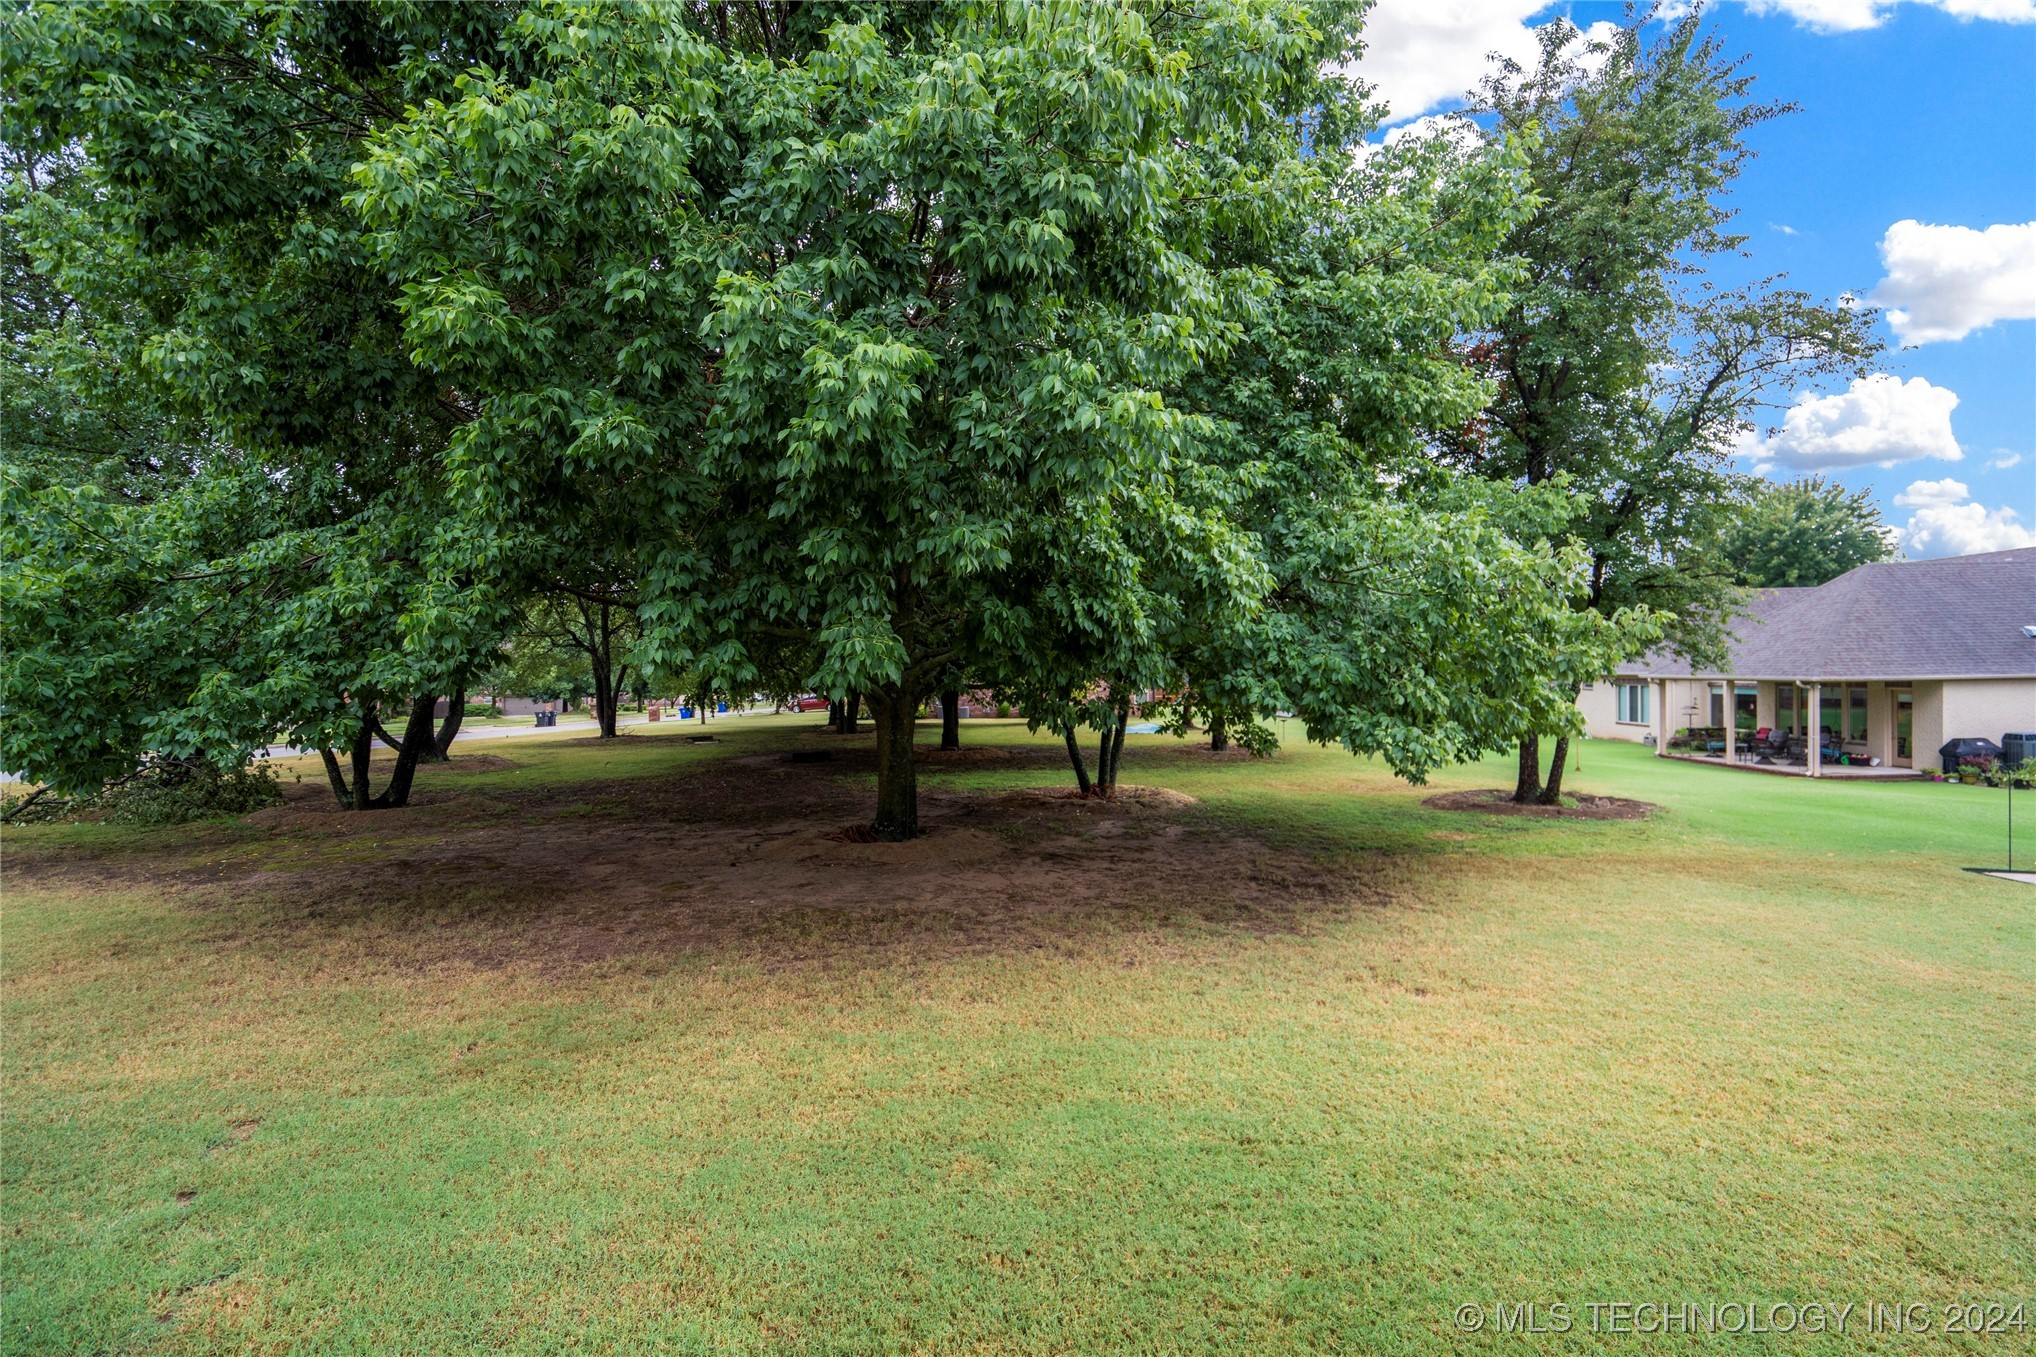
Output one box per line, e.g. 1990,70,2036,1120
1940,736,2005,774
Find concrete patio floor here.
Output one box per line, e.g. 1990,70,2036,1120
1658,752,1923,779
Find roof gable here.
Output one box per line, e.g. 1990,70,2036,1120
1623,547,2036,680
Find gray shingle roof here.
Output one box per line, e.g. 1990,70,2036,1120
1620,546,2036,681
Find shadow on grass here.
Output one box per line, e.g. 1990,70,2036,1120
7,731,1441,976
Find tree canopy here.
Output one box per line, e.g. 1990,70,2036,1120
1442,10,1878,803
1721,475,1897,588
6,0,1664,837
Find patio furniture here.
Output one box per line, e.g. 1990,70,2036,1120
1747,728,1789,763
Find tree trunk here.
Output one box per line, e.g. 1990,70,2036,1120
1209,712,1229,753
833,691,861,735
1105,694,1131,793
827,699,843,727
1538,734,1573,805
373,694,437,808
939,689,961,751
350,707,376,812
1096,710,1115,796
431,689,466,760
1093,694,1132,797
1512,733,1542,803
1063,726,1093,796
319,748,353,810
869,686,920,840
592,660,619,738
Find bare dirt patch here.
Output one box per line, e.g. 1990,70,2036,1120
13,743,1377,973
1423,788,1656,821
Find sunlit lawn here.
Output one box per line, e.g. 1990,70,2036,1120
4,718,2030,1353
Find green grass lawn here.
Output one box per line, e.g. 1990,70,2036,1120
4,720,2030,1354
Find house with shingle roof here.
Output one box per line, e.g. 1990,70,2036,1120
1579,546,2036,775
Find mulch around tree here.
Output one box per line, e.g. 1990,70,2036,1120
1422,788,1657,821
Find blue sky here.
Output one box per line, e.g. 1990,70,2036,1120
1355,0,2036,556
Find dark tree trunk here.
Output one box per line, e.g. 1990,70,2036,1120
827,699,843,727
939,689,961,751
1096,711,1114,796
833,691,861,735
1538,734,1573,805
431,689,466,760
869,686,920,840
1063,726,1093,796
319,748,353,810
1107,694,1130,791
592,660,619,738
373,695,437,808
350,708,376,812
1209,712,1229,753
1093,694,1132,797
1512,733,1542,803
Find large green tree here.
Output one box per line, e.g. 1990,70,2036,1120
1446,11,1879,804
1721,474,1896,587
355,0,1656,835
2,2,521,806
351,0,1314,837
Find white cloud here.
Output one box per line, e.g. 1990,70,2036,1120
1870,220,2036,345
1747,0,2036,32
1744,374,1963,470
1345,1,1619,124
1893,478,2036,557
1991,452,2025,470
1380,113,1479,150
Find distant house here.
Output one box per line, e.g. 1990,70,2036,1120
1579,546,2036,774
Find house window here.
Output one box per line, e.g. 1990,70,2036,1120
1616,683,1651,725
1847,686,1869,742
1778,684,1796,734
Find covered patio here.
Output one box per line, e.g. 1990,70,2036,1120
1647,677,1919,779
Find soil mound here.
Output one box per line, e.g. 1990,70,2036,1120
1423,789,1654,821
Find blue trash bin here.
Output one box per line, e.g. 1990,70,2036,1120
679,706,693,720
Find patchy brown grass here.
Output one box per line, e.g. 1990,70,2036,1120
5,747,1367,978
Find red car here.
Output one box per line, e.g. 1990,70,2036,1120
792,694,832,712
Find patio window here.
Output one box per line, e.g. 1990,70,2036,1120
1820,687,1843,741
1847,686,1868,742
1778,684,1796,733
1616,683,1651,725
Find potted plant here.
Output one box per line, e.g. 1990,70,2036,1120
1959,754,1994,784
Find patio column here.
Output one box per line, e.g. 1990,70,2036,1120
1653,679,1668,756
1807,682,1822,778
1723,685,1736,764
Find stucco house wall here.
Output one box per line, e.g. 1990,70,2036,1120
1941,679,2036,746
1577,683,1618,738
1912,682,1945,769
